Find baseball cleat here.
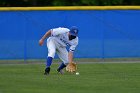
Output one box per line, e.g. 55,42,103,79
44,67,50,75
57,69,64,74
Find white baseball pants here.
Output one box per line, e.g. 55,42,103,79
46,38,68,64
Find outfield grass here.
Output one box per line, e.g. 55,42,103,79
0,63,140,93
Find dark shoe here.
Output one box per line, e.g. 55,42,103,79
44,67,50,75
57,69,64,74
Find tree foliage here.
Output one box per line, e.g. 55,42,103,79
0,0,140,7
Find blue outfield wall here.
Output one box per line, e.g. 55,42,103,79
0,10,140,59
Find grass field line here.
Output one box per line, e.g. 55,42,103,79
0,61,140,65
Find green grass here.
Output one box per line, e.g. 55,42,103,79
0,63,140,93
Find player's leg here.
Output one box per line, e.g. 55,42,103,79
56,47,68,74
44,38,56,75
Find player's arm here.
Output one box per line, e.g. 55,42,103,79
68,51,74,63
68,39,78,62
39,30,51,46
66,48,77,73
68,46,76,63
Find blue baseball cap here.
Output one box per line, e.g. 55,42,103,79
69,26,79,36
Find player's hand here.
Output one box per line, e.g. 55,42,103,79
39,39,44,46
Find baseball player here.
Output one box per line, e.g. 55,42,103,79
39,26,79,75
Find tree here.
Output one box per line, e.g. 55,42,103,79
0,0,140,7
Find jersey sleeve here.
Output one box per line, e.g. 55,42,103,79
51,27,69,36
69,38,79,52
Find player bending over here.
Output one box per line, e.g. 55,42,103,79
39,26,79,75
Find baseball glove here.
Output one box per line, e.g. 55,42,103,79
66,62,77,73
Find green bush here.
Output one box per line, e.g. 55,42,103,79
0,0,140,7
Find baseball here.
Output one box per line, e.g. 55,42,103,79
76,72,79,75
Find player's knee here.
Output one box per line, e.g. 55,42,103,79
64,63,69,66
63,59,69,65
48,50,56,58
